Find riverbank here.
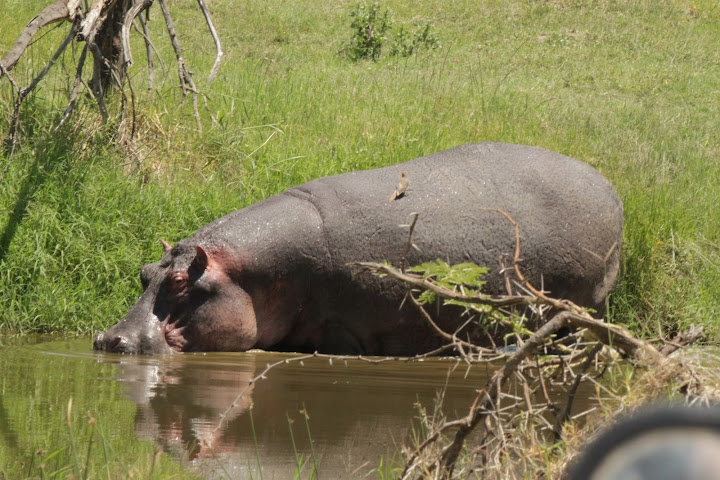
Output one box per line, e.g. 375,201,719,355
1,0,719,340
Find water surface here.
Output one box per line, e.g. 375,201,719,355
1,336,503,478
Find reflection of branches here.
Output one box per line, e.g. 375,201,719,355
211,348,509,441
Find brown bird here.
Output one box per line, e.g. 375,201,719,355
389,172,410,201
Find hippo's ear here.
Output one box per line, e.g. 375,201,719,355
192,245,210,271
160,238,173,253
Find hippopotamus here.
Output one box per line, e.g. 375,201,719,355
94,142,623,356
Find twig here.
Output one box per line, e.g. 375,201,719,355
657,325,704,356
355,261,542,309
196,0,223,82
135,14,156,92
0,63,21,160
3,26,75,155
121,0,154,69
552,341,603,441
23,26,75,96
55,43,89,132
158,0,202,131
119,62,137,144
87,41,109,121
438,311,576,476
399,212,420,273
408,293,499,356
212,348,504,439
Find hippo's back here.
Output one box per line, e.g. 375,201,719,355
287,142,623,310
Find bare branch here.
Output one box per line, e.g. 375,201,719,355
24,26,75,96
121,0,154,69
438,311,578,475
354,212,707,478
135,15,156,92
657,324,704,356
78,0,112,41
0,63,21,161
0,0,71,76
399,212,420,273
55,43,89,132
196,0,223,83
87,41,109,121
408,293,499,356
3,0,220,140
3,26,75,157
552,341,603,440
67,0,82,20
354,261,542,309
158,0,202,131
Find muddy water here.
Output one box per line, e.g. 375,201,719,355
0,336,593,478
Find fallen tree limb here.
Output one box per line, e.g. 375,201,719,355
0,0,71,76
1,0,223,150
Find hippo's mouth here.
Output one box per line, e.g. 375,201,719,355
162,317,188,352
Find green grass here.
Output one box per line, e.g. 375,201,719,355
1,0,719,341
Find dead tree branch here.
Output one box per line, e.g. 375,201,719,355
157,0,201,131
121,0,154,69
135,14,155,92
1,0,223,150
54,43,88,132
196,0,223,83
0,0,72,76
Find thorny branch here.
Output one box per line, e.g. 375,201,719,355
0,0,223,152
354,210,705,479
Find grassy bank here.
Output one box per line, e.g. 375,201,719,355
1,0,719,339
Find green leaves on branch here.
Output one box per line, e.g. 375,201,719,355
343,2,441,61
408,259,531,336
409,260,490,310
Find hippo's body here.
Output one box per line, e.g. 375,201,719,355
94,143,623,355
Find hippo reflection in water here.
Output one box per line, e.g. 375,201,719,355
94,143,623,356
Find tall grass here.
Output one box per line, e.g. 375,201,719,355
1,0,718,340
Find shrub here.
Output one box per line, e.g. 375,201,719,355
344,2,393,61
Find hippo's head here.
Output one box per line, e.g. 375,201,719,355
94,241,258,354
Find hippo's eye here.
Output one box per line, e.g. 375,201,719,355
165,271,190,298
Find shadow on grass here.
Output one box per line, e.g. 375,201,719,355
0,138,73,265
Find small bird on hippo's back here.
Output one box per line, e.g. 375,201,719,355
390,172,409,201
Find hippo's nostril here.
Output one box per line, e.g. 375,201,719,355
109,336,123,352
